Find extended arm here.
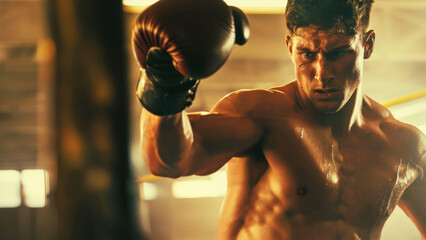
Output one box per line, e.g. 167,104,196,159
132,0,251,178
140,92,263,178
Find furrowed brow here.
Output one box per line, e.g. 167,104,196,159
327,45,351,52
296,46,315,52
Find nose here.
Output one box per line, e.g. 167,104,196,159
314,54,334,85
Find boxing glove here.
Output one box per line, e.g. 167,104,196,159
132,0,250,116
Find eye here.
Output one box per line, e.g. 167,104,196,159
301,51,316,59
335,51,348,57
326,50,352,60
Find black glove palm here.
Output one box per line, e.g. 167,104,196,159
137,48,199,116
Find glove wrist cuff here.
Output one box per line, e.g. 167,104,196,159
136,68,199,116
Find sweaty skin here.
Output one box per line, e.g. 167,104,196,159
140,26,426,239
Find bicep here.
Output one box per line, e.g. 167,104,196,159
398,127,426,237
190,112,262,155
186,91,264,175
399,174,426,237
187,111,263,175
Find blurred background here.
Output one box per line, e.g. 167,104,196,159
0,0,425,239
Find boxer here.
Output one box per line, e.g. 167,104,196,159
133,0,426,239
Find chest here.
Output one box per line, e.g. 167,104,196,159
264,120,399,175
261,120,418,225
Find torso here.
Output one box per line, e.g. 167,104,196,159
217,83,421,240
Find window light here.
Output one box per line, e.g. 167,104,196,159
0,170,21,208
172,171,226,199
21,169,48,208
140,182,158,201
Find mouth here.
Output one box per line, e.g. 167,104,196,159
313,88,339,100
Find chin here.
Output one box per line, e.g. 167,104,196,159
314,101,344,114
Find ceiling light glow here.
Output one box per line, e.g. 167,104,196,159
122,0,288,14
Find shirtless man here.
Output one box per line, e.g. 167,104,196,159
132,0,426,239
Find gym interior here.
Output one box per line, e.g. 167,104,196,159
0,0,425,239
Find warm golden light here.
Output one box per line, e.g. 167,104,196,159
21,169,48,208
171,171,226,198
122,0,288,14
419,124,426,134
140,182,158,201
0,170,21,208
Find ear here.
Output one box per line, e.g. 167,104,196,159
363,29,375,59
286,34,294,58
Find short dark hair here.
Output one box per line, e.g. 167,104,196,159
285,0,374,36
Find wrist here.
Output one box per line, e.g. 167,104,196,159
136,68,199,116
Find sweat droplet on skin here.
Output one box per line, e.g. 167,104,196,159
330,144,337,171
329,144,339,184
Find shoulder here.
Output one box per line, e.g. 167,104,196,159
363,95,425,166
369,101,425,169
362,95,394,120
210,82,297,115
382,119,426,157
384,120,425,182
393,122,426,170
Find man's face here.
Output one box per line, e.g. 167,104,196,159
286,26,374,114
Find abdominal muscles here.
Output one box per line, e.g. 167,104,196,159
230,171,365,240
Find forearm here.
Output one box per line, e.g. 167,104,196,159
132,0,250,177
140,109,194,177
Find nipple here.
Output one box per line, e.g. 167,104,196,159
297,187,307,196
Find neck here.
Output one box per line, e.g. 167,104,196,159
326,88,364,137
293,82,364,136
